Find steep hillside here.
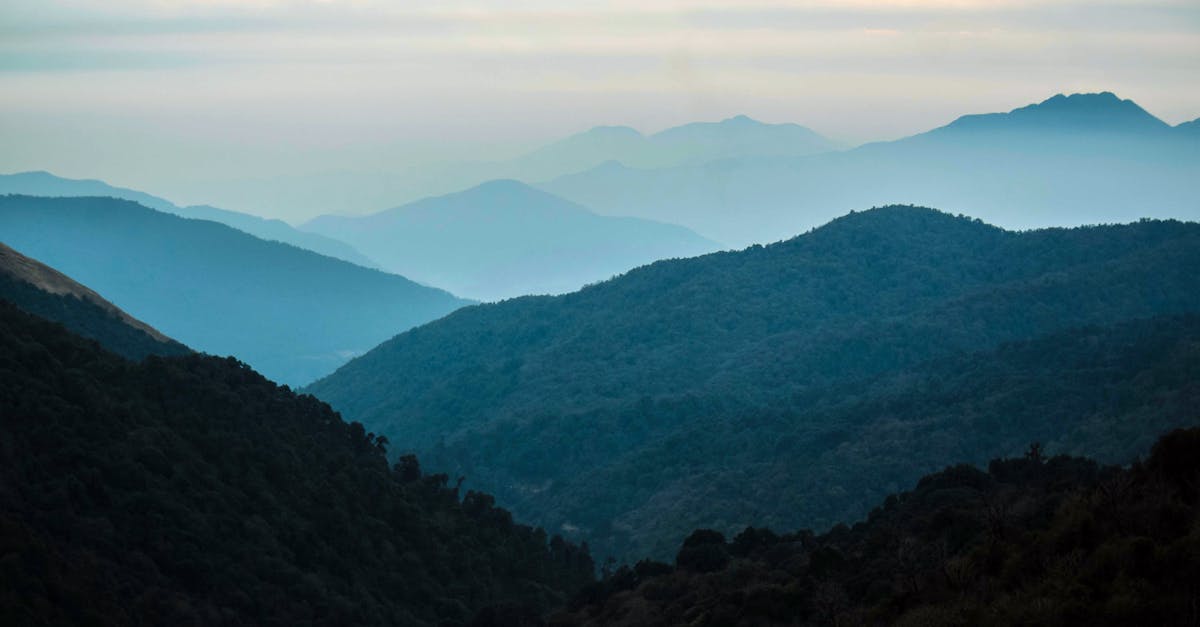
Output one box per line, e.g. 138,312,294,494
0,195,469,385
0,241,189,359
0,171,377,267
553,427,1200,626
303,180,719,301
305,208,1200,560
0,300,594,626
542,92,1200,245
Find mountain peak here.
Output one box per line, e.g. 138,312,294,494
720,114,761,125
939,91,1170,134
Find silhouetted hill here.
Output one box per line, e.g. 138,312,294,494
0,195,469,385
542,92,1200,245
553,427,1200,626
305,207,1200,561
931,91,1171,135
0,300,593,626
0,171,378,267
303,180,719,301
0,241,189,360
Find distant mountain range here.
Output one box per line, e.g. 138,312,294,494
302,180,720,301
160,115,842,220
0,171,378,268
305,206,1200,561
0,241,190,360
541,92,1200,246
508,115,839,180
0,195,469,385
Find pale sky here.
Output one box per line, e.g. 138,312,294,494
2,0,1198,213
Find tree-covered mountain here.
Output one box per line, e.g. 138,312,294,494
302,180,719,301
0,241,190,360
0,195,469,385
553,427,1200,626
541,92,1200,245
305,207,1200,561
0,171,378,268
0,299,594,626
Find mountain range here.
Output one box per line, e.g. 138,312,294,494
541,92,1200,246
0,195,469,385
160,116,841,220
302,180,720,301
0,171,378,268
305,206,1200,561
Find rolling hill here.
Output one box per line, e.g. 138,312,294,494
541,92,1200,246
305,206,1200,561
0,195,469,385
302,180,720,301
0,171,378,268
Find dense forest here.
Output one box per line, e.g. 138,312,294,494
0,300,593,626
0,194,469,385
0,242,190,360
553,427,1200,626
306,207,1200,560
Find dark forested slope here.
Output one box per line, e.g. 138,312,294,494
0,194,469,385
0,300,593,626
0,241,189,360
553,427,1200,627
306,208,1200,560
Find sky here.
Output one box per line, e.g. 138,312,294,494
1,0,1198,217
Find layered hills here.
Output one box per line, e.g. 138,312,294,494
542,92,1200,245
0,171,377,268
303,180,719,301
305,207,1200,560
0,195,469,385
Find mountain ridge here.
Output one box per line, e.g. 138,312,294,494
302,180,720,301
305,206,1200,561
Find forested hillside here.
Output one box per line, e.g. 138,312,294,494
0,241,189,360
306,207,1200,560
0,195,469,385
554,427,1200,626
0,300,593,626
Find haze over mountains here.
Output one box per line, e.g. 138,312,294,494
542,92,1200,246
0,171,378,268
165,116,840,221
0,195,469,385
303,180,719,301
305,207,1200,560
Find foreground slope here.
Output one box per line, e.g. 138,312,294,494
543,92,1200,245
0,300,593,626
555,427,1200,627
303,180,719,301
0,195,469,385
0,241,189,359
0,171,377,267
306,207,1200,560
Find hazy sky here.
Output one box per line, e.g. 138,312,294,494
2,0,1198,212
